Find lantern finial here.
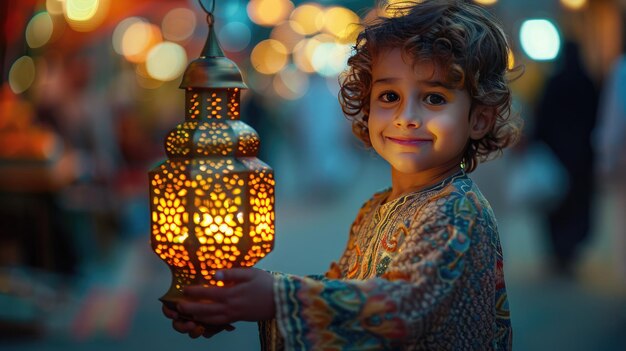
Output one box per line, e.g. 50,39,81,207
179,0,247,89
199,0,224,59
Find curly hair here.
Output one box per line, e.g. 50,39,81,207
339,0,523,172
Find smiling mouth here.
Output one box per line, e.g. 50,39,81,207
386,137,432,146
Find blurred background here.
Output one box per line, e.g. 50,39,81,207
1,0,625,350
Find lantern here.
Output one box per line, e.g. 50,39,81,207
149,0,275,308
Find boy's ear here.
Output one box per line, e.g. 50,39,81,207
469,106,496,140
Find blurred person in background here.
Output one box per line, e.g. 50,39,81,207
533,40,599,276
594,22,626,283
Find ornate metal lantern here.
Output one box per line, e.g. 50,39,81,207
149,0,275,307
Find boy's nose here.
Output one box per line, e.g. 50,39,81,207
394,102,421,128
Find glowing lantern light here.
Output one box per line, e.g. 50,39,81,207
520,19,561,61
150,0,275,307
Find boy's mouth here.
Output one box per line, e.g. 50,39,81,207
385,136,432,146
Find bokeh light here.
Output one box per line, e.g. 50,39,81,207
560,0,587,10
250,39,288,75
9,56,36,94
146,42,188,82
218,22,252,52
136,63,164,90
247,0,294,27
26,12,54,49
322,7,361,44
293,34,334,74
520,19,561,61
270,21,305,53
312,42,351,77
64,0,109,32
46,0,64,15
273,65,309,100
290,3,324,35
113,17,143,55
122,21,163,63
161,8,197,43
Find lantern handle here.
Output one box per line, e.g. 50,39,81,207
199,0,215,15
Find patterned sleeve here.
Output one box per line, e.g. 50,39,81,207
272,193,482,349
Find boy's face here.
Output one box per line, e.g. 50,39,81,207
368,49,473,175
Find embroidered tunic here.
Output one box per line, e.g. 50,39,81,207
260,172,512,350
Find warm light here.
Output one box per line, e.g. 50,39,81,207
64,0,109,32
218,22,252,52
290,3,324,35
312,42,351,77
560,0,587,10
322,7,361,44
507,48,515,70
46,0,64,15
146,42,188,81
162,8,197,43
9,56,36,94
250,39,288,75
112,17,143,55
270,21,305,53
520,19,561,61
473,0,498,5
273,66,309,100
26,12,54,49
247,0,294,27
136,63,164,90
381,0,415,17
292,34,334,74
122,21,163,63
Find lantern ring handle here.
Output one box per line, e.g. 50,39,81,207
199,0,215,15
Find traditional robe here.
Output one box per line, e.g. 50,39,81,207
260,172,512,350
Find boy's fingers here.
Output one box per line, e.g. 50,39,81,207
183,285,230,301
177,300,228,320
218,268,256,283
162,304,178,319
172,319,197,334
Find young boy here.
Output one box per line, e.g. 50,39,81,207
163,0,522,349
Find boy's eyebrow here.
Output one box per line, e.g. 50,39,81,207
372,77,452,88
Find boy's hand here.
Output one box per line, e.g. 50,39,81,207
178,268,276,325
162,304,235,338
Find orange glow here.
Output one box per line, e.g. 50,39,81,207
560,0,587,10
290,3,324,35
322,7,361,44
122,22,162,63
247,0,294,27
64,0,110,32
250,39,288,75
270,21,304,53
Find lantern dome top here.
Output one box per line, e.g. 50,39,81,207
180,9,247,89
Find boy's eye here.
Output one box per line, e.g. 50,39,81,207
378,91,400,103
424,94,446,105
